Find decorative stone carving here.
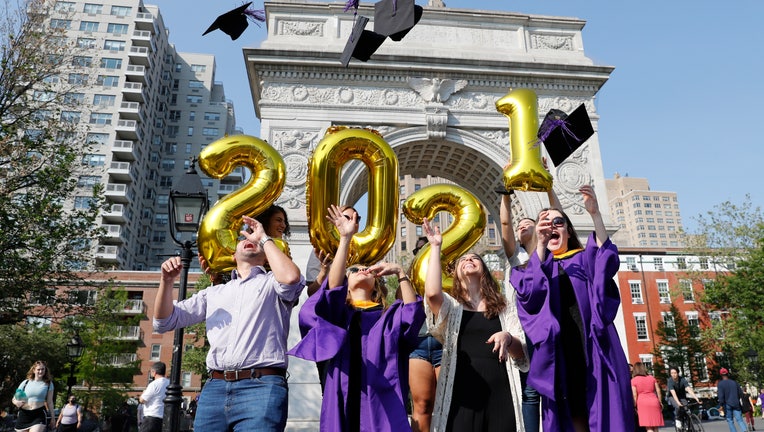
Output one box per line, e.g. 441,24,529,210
424,105,448,139
270,129,321,151
277,20,324,37
538,97,594,116
530,34,573,51
408,77,468,103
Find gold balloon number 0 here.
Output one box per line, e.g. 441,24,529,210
197,135,286,273
403,184,486,295
307,127,399,266
495,88,552,192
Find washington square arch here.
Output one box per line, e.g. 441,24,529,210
242,1,619,428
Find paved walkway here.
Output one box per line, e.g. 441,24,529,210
657,418,754,431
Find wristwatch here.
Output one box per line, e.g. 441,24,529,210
259,235,273,248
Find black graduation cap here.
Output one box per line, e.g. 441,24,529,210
373,0,423,42
340,16,387,67
537,103,595,166
203,3,265,41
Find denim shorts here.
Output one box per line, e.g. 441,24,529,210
409,334,443,367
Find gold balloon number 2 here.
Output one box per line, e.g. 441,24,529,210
307,127,399,266
403,184,486,295
495,88,552,192
197,135,286,273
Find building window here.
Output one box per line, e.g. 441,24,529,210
89,113,112,125
155,214,169,226
181,372,192,387
110,5,132,16
103,40,126,51
661,311,676,339
74,196,95,209
72,56,93,68
82,154,106,166
676,257,687,270
55,1,76,12
694,354,709,381
97,75,120,87
86,132,109,145
77,176,100,187
161,159,175,170
686,311,700,338
699,257,709,270
635,314,648,341
82,3,102,14
189,80,204,89
191,64,207,73
680,279,694,302
657,280,670,303
60,111,81,124
93,94,116,106
159,176,173,187
202,128,219,137
150,344,161,360
654,257,663,271
107,23,129,34
204,112,221,121
639,354,654,375
187,127,194,136
629,281,643,304
185,143,192,154
50,19,72,29
186,95,203,104
79,21,99,32
100,58,123,69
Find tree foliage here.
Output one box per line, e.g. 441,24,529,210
181,275,212,380
651,303,708,386
0,324,70,405
0,0,105,323
685,195,764,383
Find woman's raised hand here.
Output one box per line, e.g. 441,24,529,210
422,217,442,247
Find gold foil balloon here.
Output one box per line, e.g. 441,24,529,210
403,184,486,294
307,127,398,266
495,88,553,192
197,135,286,272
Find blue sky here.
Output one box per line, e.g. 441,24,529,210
152,0,764,233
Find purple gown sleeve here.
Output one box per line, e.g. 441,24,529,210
367,298,425,386
510,251,559,401
287,278,352,362
582,233,622,332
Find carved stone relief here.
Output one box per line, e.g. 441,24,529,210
276,20,324,37
530,34,573,51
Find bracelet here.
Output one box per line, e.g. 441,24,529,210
507,332,514,348
397,276,410,283
259,235,273,248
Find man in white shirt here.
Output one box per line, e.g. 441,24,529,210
138,362,169,432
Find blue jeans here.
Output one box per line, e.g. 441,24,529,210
520,334,540,432
194,375,288,432
725,406,748,432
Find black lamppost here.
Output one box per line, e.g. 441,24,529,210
746,349,759,388
163,158,208,432
65,333,85,397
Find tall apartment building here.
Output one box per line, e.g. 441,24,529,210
605,173,684,248
48,0,239,271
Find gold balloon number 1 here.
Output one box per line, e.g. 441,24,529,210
403,184,486,295
197,135,286,273
306,127,399,266
495,88,553,192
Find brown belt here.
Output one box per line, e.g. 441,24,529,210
210,367,286,382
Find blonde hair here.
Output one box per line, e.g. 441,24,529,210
26,360,53,384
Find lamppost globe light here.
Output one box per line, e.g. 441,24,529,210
163,156,208,432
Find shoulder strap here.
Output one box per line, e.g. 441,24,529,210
21,379,28,391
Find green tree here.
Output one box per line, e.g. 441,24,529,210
0,0,105,323
651,303,708,386
684,195,764,383
65,286,141,414
0,325,70,404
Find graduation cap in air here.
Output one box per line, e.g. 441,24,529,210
537,103,595,166
340,16,387,67
203,2,265,41
374,0,423,41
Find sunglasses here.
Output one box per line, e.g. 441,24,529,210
551,216,566,228
347,266,368,273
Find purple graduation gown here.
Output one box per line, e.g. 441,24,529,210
288,279,425,432
510,233,635,432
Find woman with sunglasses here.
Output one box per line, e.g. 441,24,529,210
422,218,529,432
289,204,425,432
510,185,633,431
12,360,55,432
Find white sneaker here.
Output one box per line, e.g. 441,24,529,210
675,419,682,428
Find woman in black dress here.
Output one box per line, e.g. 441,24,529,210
423,218,529,431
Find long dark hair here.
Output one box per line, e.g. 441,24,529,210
538,207,584,251
255,205,290,237
451,253,506,319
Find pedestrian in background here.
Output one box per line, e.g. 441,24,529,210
631,362,663,432
718,368,748,432
138,362,169,432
